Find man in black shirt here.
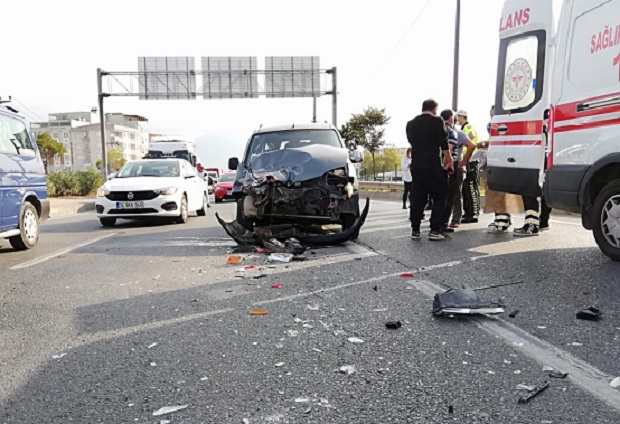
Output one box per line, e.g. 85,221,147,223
406,99,454,240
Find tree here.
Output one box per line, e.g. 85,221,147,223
36,133,67,174
341,107,390,180
95,149,127,172
383,147,403,174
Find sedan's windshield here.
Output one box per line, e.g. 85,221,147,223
116,160,180,178
219,173,235,182
247,129,342,160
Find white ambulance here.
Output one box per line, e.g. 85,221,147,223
488,0,620,261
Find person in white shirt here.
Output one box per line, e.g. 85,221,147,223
401,147,413,209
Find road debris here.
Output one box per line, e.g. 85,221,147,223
268,253,294,263
152,405,189,416
373,308,388,312
148,343,158,349
231,245,255,254
385,321,402,330
348,337,364,344
271,284,283,289
549,371,568,379
249,310,268,316
473,281,525,291
518,382,549,404
275,362,285,367
52,353,67,359
571,342,583,347
152,275,160,281
150,362,157,367
516,384,536,391
226,256,242,265
542,366,554,372
582,291,591,295
576,307,602,321
373,285,378,291
307,305,320,311
448,405,454,414
432,288,505,316
264,238,307,255
312,348,323,353
509,309,520,318
288,330,299,337
242,418,250,424
400,273,415,278
339,365,356,375
295,397,310,403
244,265,255,270
610,377,620,388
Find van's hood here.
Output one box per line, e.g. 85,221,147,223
104,177,181,191
248,145,349,183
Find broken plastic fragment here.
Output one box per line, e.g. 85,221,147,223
516,384,535,391
268,253,294,263
275,362,285,367
288,330,299,337
400,273,415,278
249,310,268,316
243,419,250,424
509,309,520,318
339,365,356,375
312,348,322,353
549,371,568,379
433,288,505,316
295,397,310,403
52,353,67,359
150,362,157,367
542,366,554,372
518,382,549,404
610,377,620,388
152,405,188,416
348,337,364,344
385,321,402,330
571,342,583,346
200,377,208,381
226,256,242,265
307,305,320,311
576,306,602,321
373,308,388,312
514,370,522,375
148,343,158,349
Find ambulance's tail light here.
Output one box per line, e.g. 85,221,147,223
546,106,554,170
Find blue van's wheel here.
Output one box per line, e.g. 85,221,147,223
9,202,39,250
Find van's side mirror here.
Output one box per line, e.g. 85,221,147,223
349,149,364,163
228,157,239,170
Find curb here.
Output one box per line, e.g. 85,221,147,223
49,199,96,219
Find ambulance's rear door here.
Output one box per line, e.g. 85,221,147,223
487,0,555,197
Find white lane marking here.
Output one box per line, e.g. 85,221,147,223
252,272,405,306
46,211,95,222
10,233,118,270
362,224,412,234
414,280,620,412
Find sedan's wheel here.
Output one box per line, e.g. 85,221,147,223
9,202,39,250
176,195,189,224
592,180,620,261
197,194,208,216
99,218,117,227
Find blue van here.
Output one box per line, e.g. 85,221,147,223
0,105,49,250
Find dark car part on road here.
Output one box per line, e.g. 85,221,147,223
518,382,550,404
576,306,603,321
215,197,369,247
264,237,306,255
385,321,402,330
509,309,520,318
549,371,569,379
432,288,506,316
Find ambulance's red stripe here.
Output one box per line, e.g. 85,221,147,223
490,120,543,137
490,140,542,146
554,117,620,132
554,91,620,122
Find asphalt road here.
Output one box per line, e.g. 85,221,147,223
1,200,620,423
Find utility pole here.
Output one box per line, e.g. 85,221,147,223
312,96,317,123
97,68,108,180
452,0,461,111
328,67,338,127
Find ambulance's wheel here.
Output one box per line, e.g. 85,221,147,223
592,180,620,262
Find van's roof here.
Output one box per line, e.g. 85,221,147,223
254,123,337,134
0,105,27,121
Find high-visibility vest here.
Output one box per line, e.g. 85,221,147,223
461,122,479,157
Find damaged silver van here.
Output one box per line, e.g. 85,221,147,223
216,123,369,246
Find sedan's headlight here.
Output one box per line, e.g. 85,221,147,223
96,188,110,197
158,187,178,196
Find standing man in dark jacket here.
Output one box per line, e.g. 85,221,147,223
406,99,454,241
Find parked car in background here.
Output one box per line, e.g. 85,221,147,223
214,172,236,202
0,105,49,250
95,159,208,227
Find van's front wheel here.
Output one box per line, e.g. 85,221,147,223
9,202,40,250
592,180,620,261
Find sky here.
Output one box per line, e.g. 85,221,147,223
3,0,509,168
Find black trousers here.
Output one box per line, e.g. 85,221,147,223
522,195,552,227
410,167,449,232
462,161,480,218
403,181,412,205
442,168,465,228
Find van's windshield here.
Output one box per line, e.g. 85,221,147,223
246,129,342,161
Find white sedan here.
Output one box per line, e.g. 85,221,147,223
95,159,208,227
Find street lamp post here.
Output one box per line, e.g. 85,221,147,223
452,0,461,111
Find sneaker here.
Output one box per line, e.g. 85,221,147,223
513,223,539,237
402,204,407,210
487,224,509,234
410,230,422,239
448,223,460,228
429,231,452,241
441,226,455,233
461,217,479,224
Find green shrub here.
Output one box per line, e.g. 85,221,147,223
75,169,103,196
47,170,78,197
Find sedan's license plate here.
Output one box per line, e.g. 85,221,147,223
116,201,144,209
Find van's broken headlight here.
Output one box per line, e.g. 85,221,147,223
332,168,346,176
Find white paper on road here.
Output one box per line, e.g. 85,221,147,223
611,377,620,388
348,337,364,344
148,342,158,349
153,405,188,416
52,353,67,359
339,365,356,375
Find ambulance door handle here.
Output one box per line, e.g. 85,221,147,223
497,125,509,134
